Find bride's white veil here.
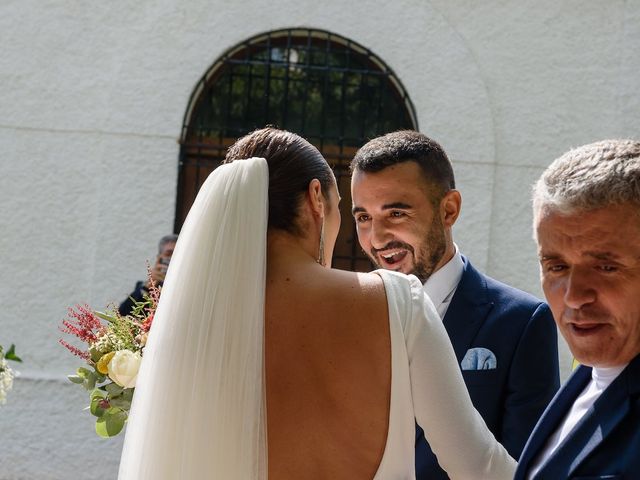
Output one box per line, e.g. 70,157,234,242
118,157,269,479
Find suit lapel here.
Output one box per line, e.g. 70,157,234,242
442,257,492,363
538,356,640,478
560,389,629,478
516,367,591,477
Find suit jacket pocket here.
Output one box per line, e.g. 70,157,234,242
461,368,500,386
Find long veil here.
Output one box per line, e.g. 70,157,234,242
118,157,269,479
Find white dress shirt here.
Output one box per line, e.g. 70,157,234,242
526,364,626,479
422,245,464,319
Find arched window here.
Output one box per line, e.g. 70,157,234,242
177,28,417,271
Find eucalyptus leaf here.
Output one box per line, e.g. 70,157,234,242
68,375,84,384
84,371,97,391
90,394,108,418
90,388,107,401
94,371,107,384
95,407,127,437
105,383,124,396
109,396,131,410
121,388,134,402
89,347,103,363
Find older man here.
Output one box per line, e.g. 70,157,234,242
350,130,560,479
515,139,640,478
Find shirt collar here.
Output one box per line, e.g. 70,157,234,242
592,364,626,389
423,244,464,308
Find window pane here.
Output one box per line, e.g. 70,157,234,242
178,29,417,271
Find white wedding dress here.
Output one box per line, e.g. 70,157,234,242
372,269,516,479
117,157,516,479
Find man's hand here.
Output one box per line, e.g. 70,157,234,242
147,255,169,286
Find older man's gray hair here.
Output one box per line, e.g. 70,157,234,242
158,234,178,254
532,139,640,223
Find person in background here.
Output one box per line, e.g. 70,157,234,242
515,139,640,478
118,234,177,316
350,130,560,479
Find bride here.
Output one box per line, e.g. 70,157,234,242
117,127,516,479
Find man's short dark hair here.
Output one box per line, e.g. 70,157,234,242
350,130,455,198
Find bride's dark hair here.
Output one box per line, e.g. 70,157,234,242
225,127,334,235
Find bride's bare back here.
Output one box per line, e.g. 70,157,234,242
265,250,391,479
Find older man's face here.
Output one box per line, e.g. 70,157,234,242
536,203,640,367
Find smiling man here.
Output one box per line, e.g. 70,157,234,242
350,130,560,479
514,139,640,479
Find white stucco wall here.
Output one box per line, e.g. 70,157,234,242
1,1,638,478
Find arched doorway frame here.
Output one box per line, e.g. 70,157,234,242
176,28,418,271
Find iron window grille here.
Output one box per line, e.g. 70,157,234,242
177,28,417,271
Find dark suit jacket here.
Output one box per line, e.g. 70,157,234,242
514,353,640,479
416,257,560,479
118,281,148,316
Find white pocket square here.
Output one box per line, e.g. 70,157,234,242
461,347,497,370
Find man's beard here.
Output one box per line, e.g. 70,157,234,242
368,215,447,283
411,215,446,282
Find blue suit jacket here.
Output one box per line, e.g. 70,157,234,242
416,257,560,479
514,353,640,479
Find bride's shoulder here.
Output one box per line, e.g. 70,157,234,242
324,269,386,302
356,271,385,289
337,270,383,290
368,269,424,292
328,269,424,297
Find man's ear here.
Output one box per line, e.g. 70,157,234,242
307,179,325,218
440,190,461,227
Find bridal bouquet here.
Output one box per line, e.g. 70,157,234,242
59,277,159,437
0,344,21,406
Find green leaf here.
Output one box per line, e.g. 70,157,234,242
95,407,127,437
5,344,22,362
78,368,98,390
89,346,103,363
107,386,133,410
90,388,107,400
68,375,84,384
76,367,106,390
121,388,134,402
90,393,108,418
109,396,131,410
105,382,124,396
94,310,118,323
86,374,97,390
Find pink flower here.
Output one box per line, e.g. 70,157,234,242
142,311,154,332
58,339,91,360
59,304,105,358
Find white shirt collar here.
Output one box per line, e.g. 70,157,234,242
592,364,626,389
423,244,464,315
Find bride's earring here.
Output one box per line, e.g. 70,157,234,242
316,218,325,266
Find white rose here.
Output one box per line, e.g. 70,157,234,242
107,350,142,388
